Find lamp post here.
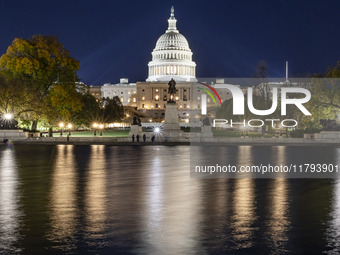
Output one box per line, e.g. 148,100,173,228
67,123,72,136
93,123,98,136
59,122,64,137
99,124,104,137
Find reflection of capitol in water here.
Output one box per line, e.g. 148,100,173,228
0,145,340,253
43,145,294,253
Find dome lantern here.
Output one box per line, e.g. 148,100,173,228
167,6,178,33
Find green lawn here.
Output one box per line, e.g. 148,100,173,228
212,130,286,138
52,129,129,137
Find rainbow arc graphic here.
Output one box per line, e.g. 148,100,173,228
197,82,223,106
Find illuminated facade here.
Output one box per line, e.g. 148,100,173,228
101,78,137,107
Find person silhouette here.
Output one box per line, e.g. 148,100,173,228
136,134,140,142
132,134,135,142
143,133,146,142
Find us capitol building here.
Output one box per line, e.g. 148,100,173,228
91,7,232,123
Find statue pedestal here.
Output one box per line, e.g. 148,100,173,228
162,103,183,141
201,126,214,142
129,125,142,137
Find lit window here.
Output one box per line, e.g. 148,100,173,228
155,89,159,92
175,96,179,101
142,96,145,101
133,98,136,102
155,95,159,101
128,98,131,103
121,97,124,102
128,91,130,94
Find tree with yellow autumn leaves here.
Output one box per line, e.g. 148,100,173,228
0,35,83,130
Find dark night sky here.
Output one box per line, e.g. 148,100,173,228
1,0,339,85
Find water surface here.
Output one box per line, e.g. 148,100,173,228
0,145,340,254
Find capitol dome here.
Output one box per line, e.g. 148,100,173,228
155,32,189,51
146,7,197,82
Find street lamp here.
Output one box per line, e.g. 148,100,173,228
99,124,104,137
4,113,13,120
2,113,13,129
59,122,64,137
153,127,161,142
67,123,72,136
93,123,98,136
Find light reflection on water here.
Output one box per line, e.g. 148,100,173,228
0,149,21,253
326,148,340,255
231,178,256,249
48,145,78,251
139,147,203,254
85,145,108,246
266,178,290,254
0,145,339,254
